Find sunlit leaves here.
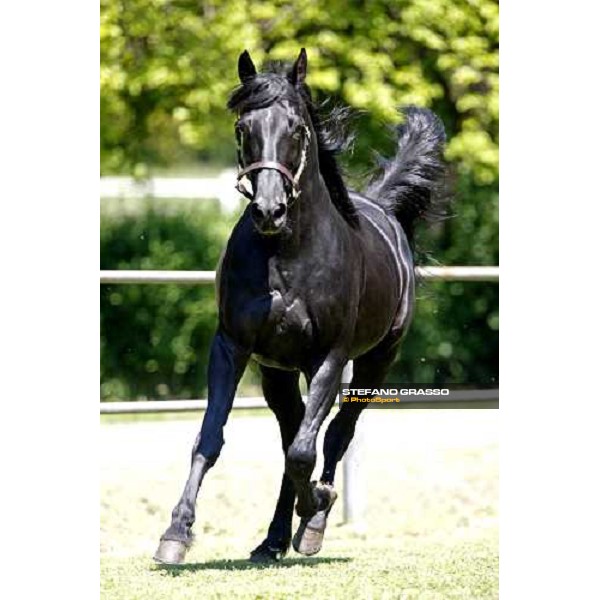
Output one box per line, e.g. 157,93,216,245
101,0,499,182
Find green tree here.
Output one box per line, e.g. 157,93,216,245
101,0,498,184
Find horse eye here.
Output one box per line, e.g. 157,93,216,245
292,129,302,141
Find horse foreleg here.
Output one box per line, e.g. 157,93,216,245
285,352,346,555
154,330,249,564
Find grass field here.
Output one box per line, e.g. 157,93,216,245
101,409,498,599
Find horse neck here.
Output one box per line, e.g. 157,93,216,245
280,156,339,258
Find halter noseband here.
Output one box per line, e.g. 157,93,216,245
235,126,311,201
237,161,298,196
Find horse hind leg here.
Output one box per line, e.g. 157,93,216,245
292,337,401,556
249,366,305,563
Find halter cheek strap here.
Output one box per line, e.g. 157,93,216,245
235,126,311,201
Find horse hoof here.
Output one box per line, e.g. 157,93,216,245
293,483,337,556
292,519,325,556
249,541,287,563
153,539,188,565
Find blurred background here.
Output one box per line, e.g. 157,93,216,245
100,0,499,401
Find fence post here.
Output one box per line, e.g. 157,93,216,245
341,361,367,529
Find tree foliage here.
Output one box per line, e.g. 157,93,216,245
101,0,498,183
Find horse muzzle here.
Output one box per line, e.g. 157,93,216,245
249,169,289,235
250,198,288,235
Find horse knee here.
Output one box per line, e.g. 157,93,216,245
285,445,316,482
193,431,224,466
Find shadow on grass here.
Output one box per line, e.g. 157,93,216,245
154,556,350,576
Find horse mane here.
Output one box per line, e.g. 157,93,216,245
227,62,359,227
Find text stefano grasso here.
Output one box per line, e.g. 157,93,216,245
341,388,450,396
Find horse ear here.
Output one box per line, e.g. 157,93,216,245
288,48,308,87
238,50,257,84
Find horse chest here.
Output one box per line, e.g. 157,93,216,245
251,290,315,368
266,290,312,339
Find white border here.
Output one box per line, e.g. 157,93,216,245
0,3,98,598
501,2,600,598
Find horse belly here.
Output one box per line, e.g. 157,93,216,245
351,266,401,356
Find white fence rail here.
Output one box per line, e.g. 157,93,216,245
101,173,242,212
100,266,499,285
101,173,236,198
100,390,499,415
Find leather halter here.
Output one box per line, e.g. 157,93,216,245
236,161,298,196
235,126,311,201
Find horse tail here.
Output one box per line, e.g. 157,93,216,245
365,106,449,247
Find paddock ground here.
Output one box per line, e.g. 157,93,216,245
100,408,498,599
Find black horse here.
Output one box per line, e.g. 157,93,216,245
154,49,447,564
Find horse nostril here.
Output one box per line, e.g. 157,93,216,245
272,203,286,220
251,203,264,221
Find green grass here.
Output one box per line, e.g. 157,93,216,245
101,410,498,599
101,538,497,600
